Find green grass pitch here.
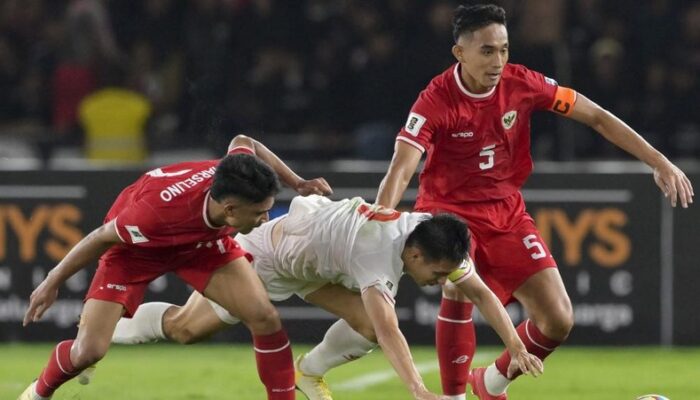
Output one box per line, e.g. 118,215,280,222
2,344,698,399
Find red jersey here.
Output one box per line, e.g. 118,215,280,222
397,63,573,207
105,147,254,256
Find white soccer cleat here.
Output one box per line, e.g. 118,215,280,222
295,355,333,400
17,381,50,400
77,364,97,385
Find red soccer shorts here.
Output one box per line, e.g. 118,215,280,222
85,236,251,317
418,191,556,304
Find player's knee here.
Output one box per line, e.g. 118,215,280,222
70,342,109,369
540,307,574,342
243,304,281,334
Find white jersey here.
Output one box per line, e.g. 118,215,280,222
239,195,430,303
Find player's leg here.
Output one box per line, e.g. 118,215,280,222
21,299,123,399
299,284,379,375
111,291,232,345
291,284,378,400
438,284,476,400
203,257,295,400
482,268,572,396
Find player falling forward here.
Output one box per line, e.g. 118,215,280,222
85,195,543,400
374,4,694,400
18,134,331,400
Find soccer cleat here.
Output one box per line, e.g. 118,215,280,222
295,355,333,400
17,381,50,400
469,367,507,400
77,364,97,385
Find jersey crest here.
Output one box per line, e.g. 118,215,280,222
501,110,517,130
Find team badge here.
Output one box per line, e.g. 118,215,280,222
501,110,517,130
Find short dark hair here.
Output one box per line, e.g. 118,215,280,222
406,213,470,263
210,154,280,203
453,4,507,42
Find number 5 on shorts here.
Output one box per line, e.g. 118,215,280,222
522,234,546,260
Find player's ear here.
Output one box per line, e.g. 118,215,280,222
452,44,464,62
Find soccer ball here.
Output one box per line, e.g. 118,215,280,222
636,395,669,400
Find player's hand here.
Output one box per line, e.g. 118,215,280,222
506,350,544,378
653,162,694,208
295,177,333,196
23,278,59,326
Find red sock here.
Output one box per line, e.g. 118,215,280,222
436,298,475,395
495,319,561,380
253,330,295,400
35,340,80,397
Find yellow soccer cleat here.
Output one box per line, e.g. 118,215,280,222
295,355,333,400
17,381,50,400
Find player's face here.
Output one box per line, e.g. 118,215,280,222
224,196,274,233
452,23,509,93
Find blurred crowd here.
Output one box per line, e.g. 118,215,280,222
0,0,698,162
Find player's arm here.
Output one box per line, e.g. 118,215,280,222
450,270,543,378
23,220,121,326
558,89,693,208
376,141,422,209
362,287,446,400
228,134,333,196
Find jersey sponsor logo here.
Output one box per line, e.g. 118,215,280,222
544,76,558,86
501,110,517,130
451,355,470,364
404,112,426,137
125,225,149,243
106,283,127,292
451,131,474,139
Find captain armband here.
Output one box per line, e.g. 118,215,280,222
447,258,475,284
549,86,578,116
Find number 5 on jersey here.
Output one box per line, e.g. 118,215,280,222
523,234,547,259
479,144,496,170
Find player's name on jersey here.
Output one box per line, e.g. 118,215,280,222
155,166,217,202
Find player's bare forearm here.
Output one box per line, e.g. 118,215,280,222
569,95,694,207
229,134,332,196
47,221,120,286
362,288,430,398
376,141,421,208
570,95,666,167
456,276,525,355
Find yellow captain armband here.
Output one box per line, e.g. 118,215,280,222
447,258,474,284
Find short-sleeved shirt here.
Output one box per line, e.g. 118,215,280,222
397,63,559,208
105,147,254,258
259,195,454,303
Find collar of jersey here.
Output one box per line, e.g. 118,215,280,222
203,191,224,229
453,64,496,100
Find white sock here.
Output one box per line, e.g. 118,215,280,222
300,319,377,376
484,363,511,395
445,394,466,400
112,302,172,344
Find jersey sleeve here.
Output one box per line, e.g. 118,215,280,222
351,239,401,306
396,91,443,154
519,67,559,110
112,198,174,247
